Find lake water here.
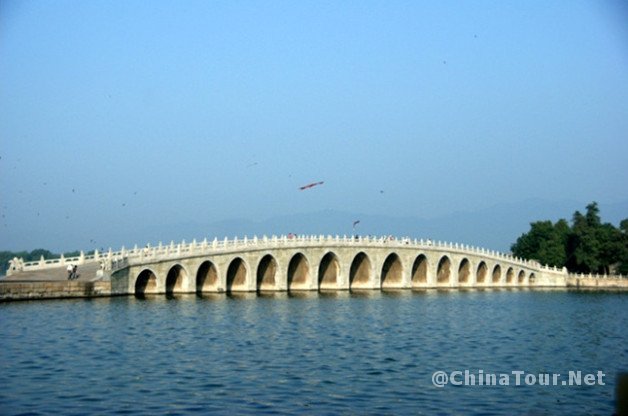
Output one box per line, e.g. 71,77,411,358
1,289,626,415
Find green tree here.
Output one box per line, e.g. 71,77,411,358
566,208,602,273
597,223,624,274
565,202,625,274
28,249,56,261
585,201,601,227
513,202,627,275
511,219,568,267
618,219,628,274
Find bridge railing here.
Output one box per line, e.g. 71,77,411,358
566,271,626,280
537,264,626,281
7,248,129,276
111,234,550,272
202,235,524,259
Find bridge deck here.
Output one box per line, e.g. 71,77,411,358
1,262,101,282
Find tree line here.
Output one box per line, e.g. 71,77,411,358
511,202,628,275
0,249,89,276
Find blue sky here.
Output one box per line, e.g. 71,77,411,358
1,1,627,252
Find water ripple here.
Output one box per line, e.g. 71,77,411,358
0,291,626,415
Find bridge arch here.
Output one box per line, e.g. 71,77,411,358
257,254,277,291
517,270,526,284
227,257,248,292
166,264,189,295
492,265,502,284
135,268,158,296
437,256,451,285
411,254,429,287
197,261,219,293
476,261,488,284
529,273,536,285
319,251,340,290
288,252,310,290
350,252,372,289
381,253,403,288
506,267,515,284
458,258,471,285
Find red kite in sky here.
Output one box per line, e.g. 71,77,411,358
299,181,324,191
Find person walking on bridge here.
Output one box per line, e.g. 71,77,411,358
71,265,79,280
67,264,73,280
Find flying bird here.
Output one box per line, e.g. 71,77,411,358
299,181,324,191
352,220,361,229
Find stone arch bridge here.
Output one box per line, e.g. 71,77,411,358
105,235,553,296
5,235,626,301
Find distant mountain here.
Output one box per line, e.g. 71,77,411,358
2,198,626,254
136,198,628,253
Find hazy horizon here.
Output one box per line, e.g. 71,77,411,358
1,197,626,256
